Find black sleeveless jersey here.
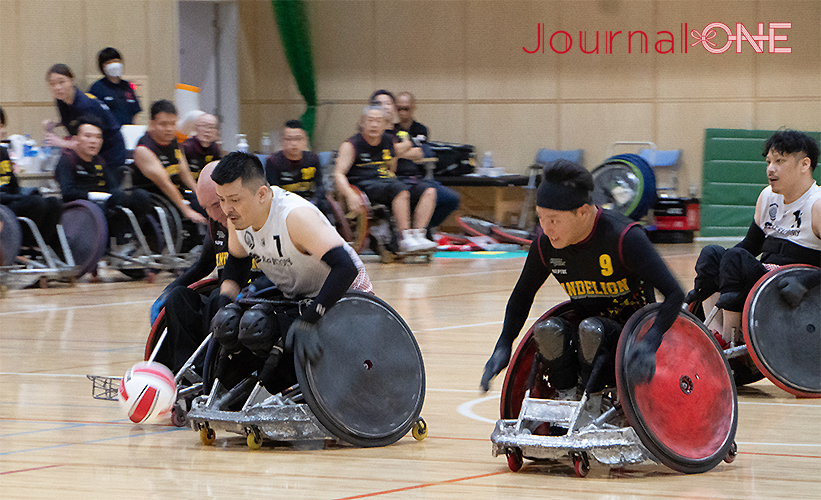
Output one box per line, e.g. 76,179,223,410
182,137,221,179
345,133,395,183
536,209,655,324
265,150,321,198
54,150,110,202
0,145,18,195
132,133,184,191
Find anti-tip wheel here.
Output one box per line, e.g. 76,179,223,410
246,429,262,450
171,404,187,427
199,426,215,446
411,417,427,441
724,442,738,463
573,452,590,478
506,448,524,472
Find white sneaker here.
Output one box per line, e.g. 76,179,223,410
399,229,424,253
412,228,437,251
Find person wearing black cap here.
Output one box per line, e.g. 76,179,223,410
479,159,684,397
88,47,142,127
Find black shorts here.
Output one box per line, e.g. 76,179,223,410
355,178,434,208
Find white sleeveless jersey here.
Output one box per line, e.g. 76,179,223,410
237,186,372,298
758,183,821,251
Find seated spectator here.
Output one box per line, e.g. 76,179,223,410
131,100,206,224
182,113,221,178
54,115,153,243
0,105,62,252
88,47,142,127
391,90,460,232
264,120,331,215
334,105,437,253
44,63,127,171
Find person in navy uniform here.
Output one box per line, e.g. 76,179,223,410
88,47,142,127
44,64,126,170
54,115,152,241
182,113,222,178
131,100,206,224
480,160,685,395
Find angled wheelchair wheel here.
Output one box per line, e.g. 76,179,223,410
60,200,108,277
743,265,821,398
147,193,184,254
144,278,220,361
592,154,657,221
616,304,737,473
295,291,425,447
0,205,22,266
500,301,579,419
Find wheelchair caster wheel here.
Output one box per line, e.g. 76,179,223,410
246,428,262,450
199,426,215,446
171,404,187,427
572,452,590,478
724,442,737,463
411,417,427,441
506,448,523,472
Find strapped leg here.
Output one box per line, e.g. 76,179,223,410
576,317,621,393
531,317,578,392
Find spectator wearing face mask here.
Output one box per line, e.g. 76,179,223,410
88,47,142,127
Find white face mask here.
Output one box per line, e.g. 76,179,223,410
104,62,123,78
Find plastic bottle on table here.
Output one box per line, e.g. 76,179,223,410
236,134,249,153
261,133,272,155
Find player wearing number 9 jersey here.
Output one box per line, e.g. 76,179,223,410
480,159,684,395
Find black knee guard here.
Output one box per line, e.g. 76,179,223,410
577,317,605,365
238,304,278,357
212,303,242,352
532,317,578,391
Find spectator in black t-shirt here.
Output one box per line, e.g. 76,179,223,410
265,120,328,210
88,47,142,127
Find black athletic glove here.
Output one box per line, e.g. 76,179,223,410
627,325,664,386
286,318,323,365
684,289,700,305
480,341,512,392
258,338,285,388
777,270,820,308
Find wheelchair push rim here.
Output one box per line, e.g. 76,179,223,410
742,264,821,398
616,304,738,473
295,291,426,447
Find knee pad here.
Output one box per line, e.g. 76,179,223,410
212,303,243,352
532,317,571,362
238,304,278,357
577,317,605,365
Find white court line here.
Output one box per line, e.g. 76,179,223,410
456,393,500,424
0,300,153,317
370,267,520,284
419,316,542,332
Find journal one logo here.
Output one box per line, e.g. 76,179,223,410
523,22,791,55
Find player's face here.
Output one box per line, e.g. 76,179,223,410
281,127,307,159
537,206,587,249
361,109,387,141
766,149,810,195
215,178,263,230
150,112,178,145
373,94,397,123
195,115,218,144
75,124,103,159
396,95,414,122
47,73,74,102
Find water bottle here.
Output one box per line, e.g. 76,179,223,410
236,134,249,153
261,133,272,155
482,151,493,169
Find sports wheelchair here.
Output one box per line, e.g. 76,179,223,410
491,302,738,477
688,264,820,398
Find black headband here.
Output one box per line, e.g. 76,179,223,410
536,180,591,211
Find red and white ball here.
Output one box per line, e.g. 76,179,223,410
117,362,177,424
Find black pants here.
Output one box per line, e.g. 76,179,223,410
4,194,62,249
102,189,154,242
693,245,767,312
154,287,223,373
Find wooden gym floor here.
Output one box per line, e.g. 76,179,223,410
1,243,819,499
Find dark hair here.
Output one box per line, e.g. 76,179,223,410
67,115,105,136
97,47,122,74
211,152,267,189
763,129,819,171
150,100,177,120
47,63,74,80
284,119,303,130
369,89,396,105
538,159,594,210
0,105,5,126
